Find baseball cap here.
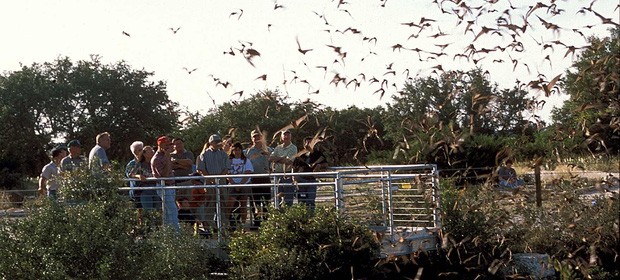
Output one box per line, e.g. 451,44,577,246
157,136,172,145
209,134,222,143
67,139,81,147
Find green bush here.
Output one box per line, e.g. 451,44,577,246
507,179,620,279
439,178,619,279
137,228,227,280
228,205,380,280
0,169,222,279
58,165,126,202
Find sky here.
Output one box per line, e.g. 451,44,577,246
1,0,617,122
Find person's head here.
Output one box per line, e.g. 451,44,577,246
229,142,246,159
96,132,111,149
208,134,222,149
157,136,173,153
280,129,292,144
130,141,144,159
303,136,314,150
142,145,155,161
67,139,81,157
172,137,185,153
505,159,513,166
51,147,67,161
251,129,263,146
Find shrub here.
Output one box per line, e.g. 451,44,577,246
438,181,512,277
58,166,127,202
439,177,619,279
508,179,620,279
137,228,227,280
0,169,223,279
228,205,380,280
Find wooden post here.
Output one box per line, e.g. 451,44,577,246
535,165,542,207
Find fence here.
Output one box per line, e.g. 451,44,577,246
0,164,442,256
3,166,616,256
117,164,441,243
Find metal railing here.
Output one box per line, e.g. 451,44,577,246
1,165,441,243
116,164,441,241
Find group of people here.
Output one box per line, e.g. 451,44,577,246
39,129,329,234
127,129,329,233
38,132,112,198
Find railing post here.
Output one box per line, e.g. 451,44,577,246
380,171,388,228
535,165,542,207
431,165,441,229
335,172,344,212
160,179,166,225
272,174,280,210
386,170,394,238
215,183,222,242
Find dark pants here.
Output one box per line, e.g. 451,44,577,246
178,208,194,224
297,177,317,211
250,177,272,227
277,177,295,207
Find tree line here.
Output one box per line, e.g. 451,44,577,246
1,29,617,190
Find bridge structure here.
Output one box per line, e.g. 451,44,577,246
122,164,442,257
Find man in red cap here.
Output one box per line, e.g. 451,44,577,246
152,135,179,231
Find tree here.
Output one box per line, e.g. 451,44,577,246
177,89,389,166
317,106,388,165
0,56,179,188
177,89,304,155
552,28,619,155
384,69,534,165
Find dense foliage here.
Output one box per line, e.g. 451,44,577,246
437,179,619,279
0,170,222,280
229,205,380,280
0,56,178,189
552,28,619,156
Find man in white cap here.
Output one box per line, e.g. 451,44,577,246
196,134,230,230
245,129,273,227
269,129,297,207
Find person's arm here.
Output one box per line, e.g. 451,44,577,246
95,149,111,171
282,146,298,165
240,160,254,184
38,176,47,196
196,154,208,176
172,156,193,169
497,167,509,181
38,166,51,196
268,147,287,163
268,154,284,163
509,168,518,182
59,158,67,173
100,151,111,171
126,161,145,181
313,162,328,172
309,152,328,171
221,157,229,175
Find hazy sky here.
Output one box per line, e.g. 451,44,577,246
1,0,617,121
